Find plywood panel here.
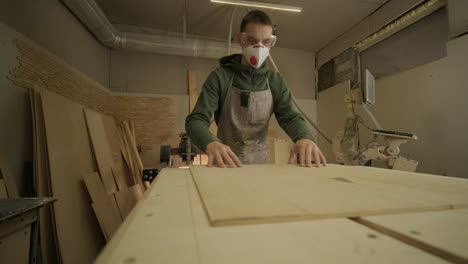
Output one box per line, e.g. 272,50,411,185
191,164,468,226
360,209,468,262
30,90,60,264
84,109,124,192
41,89,104,264
95,168,447,264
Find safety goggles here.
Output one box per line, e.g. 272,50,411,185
239,32,277,48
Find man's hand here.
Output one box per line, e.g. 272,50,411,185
288,139,327,168
206,141,242,168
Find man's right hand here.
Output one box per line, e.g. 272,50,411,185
205,141,242,168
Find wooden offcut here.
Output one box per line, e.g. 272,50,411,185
191,164,468,226
82,172,122,240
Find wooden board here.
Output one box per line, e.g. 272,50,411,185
95,168,447,264
359,209,468,262
84,108,125,192
30,90,61,264
190,164,468,226
113,184,144,219
41,89,105,264
82,172,122,240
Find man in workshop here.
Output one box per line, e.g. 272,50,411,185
185,10,326,168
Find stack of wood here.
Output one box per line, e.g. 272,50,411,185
29,88,144,264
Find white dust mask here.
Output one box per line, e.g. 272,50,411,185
242,43,270,69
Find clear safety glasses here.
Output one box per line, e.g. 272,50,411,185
239,32,277,48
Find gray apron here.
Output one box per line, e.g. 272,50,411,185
217,74,274,164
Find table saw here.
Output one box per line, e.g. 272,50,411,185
95,164,468,263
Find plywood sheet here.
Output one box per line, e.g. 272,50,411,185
95,168,447,264
191,164,468,226
30,90,60,264
84,109,125,192
41,89,104,264
360,209,468,262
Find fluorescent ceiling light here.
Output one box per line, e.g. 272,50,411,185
210,0,302,13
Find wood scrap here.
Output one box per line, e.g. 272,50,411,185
82,172,122,240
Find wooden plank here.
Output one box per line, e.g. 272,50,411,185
190,164,468,226
121,122,144,187
358,209,468,262
84,108,124,192
82,172,122,239
32,90,61,264
95,168,447,264
187,70,197,112
113,184,144,219
41,89,105,264
30,90,61,264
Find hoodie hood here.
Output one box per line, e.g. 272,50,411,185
219,54,270,76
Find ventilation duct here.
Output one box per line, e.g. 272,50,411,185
62,0,241,59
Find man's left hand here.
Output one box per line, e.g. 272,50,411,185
288,139,327,167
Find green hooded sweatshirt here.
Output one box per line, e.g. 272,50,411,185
185,54,314,152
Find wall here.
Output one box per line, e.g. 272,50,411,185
0,0,110,196
318,34,468,177
363,34,468,177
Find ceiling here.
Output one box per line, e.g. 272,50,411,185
95,0,389,52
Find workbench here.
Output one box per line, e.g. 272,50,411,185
95,165,468,263
0,197,56,264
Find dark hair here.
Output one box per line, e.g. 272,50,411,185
240,10,273,32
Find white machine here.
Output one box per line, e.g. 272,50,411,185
332,69,419,172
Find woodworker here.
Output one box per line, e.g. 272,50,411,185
186,10,327,168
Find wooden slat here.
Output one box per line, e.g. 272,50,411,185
82,172,122,240
190,164,468,226
29,89,61,264
357,209,468,263
41,89,105,263
188,70,197,112
95,168,446,264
